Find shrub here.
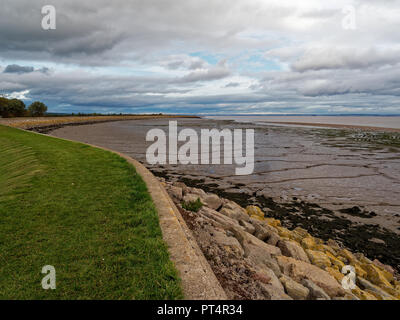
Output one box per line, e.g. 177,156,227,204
181,198,203,212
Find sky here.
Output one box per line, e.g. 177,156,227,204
1,0,400,115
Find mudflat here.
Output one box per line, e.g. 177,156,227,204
50,117,400,271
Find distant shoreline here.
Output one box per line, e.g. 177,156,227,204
260,121,400,132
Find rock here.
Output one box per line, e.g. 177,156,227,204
301,236,316,250
259,282,293,300
246,205,264,219
351,287,378,300
368,238,385,245
325,267,344,283
169,186,183,200
372,259,395,280
256,266,285,292
190,187,207,197
198,207,240,229
264,217,281,228
210,227,244,257
327,239,341,250
338,248,357,264
279,275,309,300
183,193,202,203
301,279,331,300
277,240,310,263
325,251,345,269
276,256,345,297
357,277,397,300
290,227,310,242
306,249,332,269
353,263,367,279
252,221,280,245
230,227,281,257
203,193,222,210
238,219,255,234
276,226,292,239
173,182,189,194
219,207,246,221
363,264,393,288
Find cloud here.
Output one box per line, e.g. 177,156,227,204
3,64,34,74
178,60,231,83
0,1,400,114
292,47,400,72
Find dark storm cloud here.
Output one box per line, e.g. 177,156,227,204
3,64,34,74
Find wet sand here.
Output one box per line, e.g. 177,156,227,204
50,117,400,271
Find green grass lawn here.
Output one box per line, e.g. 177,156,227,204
0,125,182,299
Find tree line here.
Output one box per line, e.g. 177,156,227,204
0,97,48,118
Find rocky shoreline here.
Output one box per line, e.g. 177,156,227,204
161,178,400,300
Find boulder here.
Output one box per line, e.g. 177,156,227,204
325,267,344,283
306,249,332,269
357,277,397,300
220,201,250,221
169,186,183,200
255,266,284,292
277,240,310,263
325,251,345,269
290,227,310,243
258,282,293,300
276,226,292,239
276,255,346,297
183,193,202,204
203,193,223,210
301,279,331,300
338,248,357,264
279,275,309,300
238,219,255,235
301,236,316,250
190,187,207,197
246,205,264,219
351,287,378,300
210,227,244,257
372,259,395,282
173,182,189,194
252,221,280,245
363,264,393,288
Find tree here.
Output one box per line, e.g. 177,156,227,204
0,97,10,118
8,99,26,117
28,101,47,117
0,97,26,118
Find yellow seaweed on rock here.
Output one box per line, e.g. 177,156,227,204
306,249,332,269
245,205,264,219
301,236,316,250
326,266,344,283
352,287,378,300
363,264,393,288
325,251,345,269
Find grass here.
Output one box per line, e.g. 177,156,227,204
0,125,182,299
181,198,203,213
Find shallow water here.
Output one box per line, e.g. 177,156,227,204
205,115,400,130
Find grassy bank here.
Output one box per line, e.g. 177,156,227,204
0,125,182,299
